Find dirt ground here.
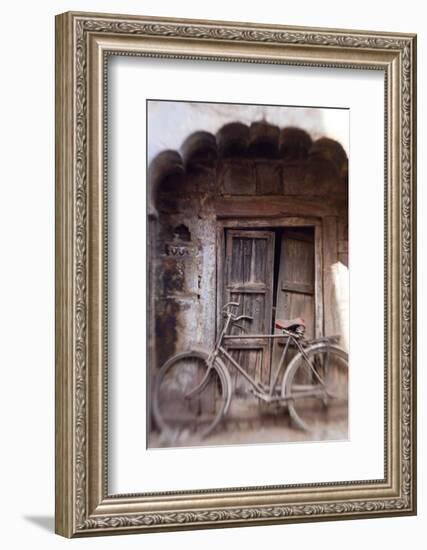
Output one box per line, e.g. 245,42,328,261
148,407,348,449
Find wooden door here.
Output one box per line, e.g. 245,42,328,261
275,228,315,338
272,228,315,370
224,230,275,390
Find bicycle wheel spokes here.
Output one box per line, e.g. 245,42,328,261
153,352,227,440
282,344,348,435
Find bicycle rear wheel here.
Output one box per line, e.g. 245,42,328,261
281,343,348,434
152,350,229,440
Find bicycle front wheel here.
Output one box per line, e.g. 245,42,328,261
281,343,348,434
152,350,229,440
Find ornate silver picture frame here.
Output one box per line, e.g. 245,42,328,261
55,11,416,537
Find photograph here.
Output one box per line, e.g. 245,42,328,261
147,100,349,449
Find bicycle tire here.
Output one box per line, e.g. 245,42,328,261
281,343,348,434
152,350,230,440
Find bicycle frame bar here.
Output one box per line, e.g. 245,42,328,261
268,335,292,396
218,346,269,393
210,312,329,397
218,344,328,402
214,312,297,395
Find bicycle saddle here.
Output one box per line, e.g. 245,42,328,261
275,317,305,330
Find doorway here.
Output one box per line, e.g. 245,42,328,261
221,225,316,387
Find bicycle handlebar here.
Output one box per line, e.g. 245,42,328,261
222,302,253,322
222,301,240,311
234,315,253,322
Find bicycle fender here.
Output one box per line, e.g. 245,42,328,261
214,356,233,416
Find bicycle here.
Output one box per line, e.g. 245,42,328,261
152,301,348,439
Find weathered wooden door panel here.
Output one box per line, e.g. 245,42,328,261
224,230,275,387
276,229,315,336
228,291,267,335
225,231,275,332
273,229,315,367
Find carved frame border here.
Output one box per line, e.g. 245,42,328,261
55,11,416,537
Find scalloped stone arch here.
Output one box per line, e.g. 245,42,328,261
148,121,348,216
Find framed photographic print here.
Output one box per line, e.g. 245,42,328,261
55,11,417,537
